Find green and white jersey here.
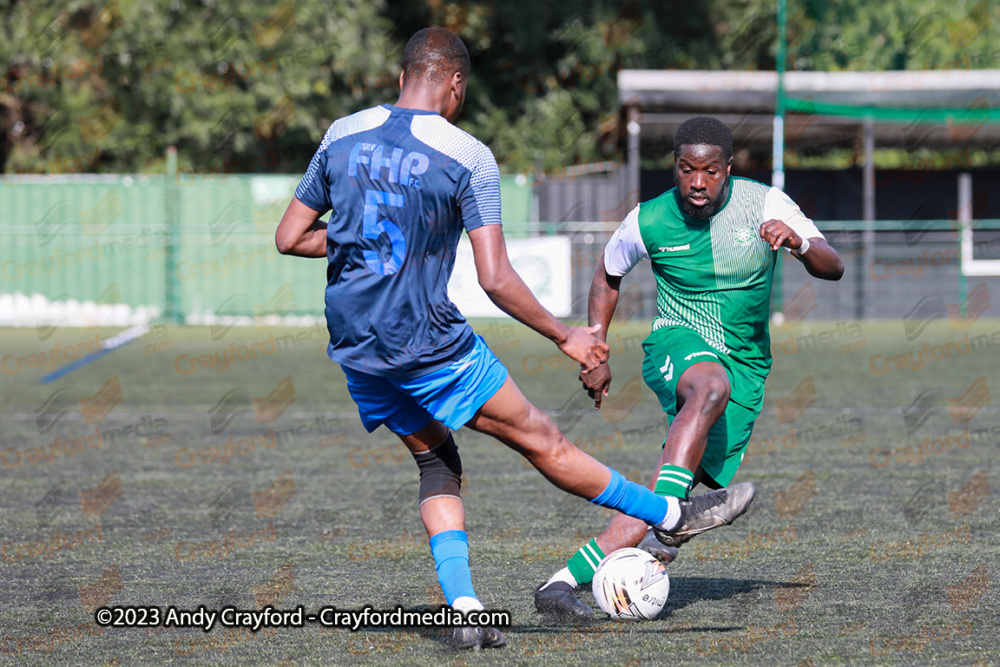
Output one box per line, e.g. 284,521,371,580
603,176,823,408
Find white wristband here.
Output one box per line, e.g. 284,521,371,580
788,236,810,256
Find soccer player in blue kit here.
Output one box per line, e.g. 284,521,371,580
275,27,746,649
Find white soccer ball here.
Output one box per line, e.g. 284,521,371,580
592,547,670,621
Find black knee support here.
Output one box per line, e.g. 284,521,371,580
412,433,463,505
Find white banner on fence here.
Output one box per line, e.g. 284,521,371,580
448,235,572,317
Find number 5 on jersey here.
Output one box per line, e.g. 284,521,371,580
363,189,406,275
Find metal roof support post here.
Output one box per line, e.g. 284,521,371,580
626,104,641,210
770,0,788,319
862,117,875,223
165,146,181,324
958,172,972,316
772,0,787,192
859,116,875,320
532,151,543,236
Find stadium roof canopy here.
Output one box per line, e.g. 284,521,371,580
618,69,1000,152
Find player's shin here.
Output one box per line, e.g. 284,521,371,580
413,437,483,614
429,530,483,613
656,464,694,498
537,538,605,591
567,538,605,586
589,468,679,529
653,464,693,530
546,511,662,590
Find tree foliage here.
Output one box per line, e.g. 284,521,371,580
1,0,996,174
1,0,397,174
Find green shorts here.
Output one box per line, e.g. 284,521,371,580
640,326,762,487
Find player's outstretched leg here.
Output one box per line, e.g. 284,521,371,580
535,483,755,619
399,421,506,650
467,376,710,620
536,361,756,618
534,529,680,619
645,362,756,547
466,377,681,533
534,465,678,619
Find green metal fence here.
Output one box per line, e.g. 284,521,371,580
0,173,534,324
1,173,321,323
2,174,172,315
2,174,997,324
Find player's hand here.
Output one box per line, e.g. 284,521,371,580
759,219,802,251
557,324,610,372
579,361,612,409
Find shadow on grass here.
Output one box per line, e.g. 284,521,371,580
504,577,799,635
665,576,786,612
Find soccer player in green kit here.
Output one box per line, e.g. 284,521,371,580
536,116,845,618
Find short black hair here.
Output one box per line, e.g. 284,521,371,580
673,116,733,162
402,27,470,84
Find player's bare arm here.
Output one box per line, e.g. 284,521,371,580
467,224,609,371
580,255,622,408
274,197,328,258
759,218,845,281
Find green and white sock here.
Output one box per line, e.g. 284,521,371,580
655,464,694,499
566,538,606,587
653,464,692,531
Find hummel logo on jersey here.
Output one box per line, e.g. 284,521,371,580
658,244,690,252
659,356,674,382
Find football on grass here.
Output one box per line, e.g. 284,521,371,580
592,548,670,620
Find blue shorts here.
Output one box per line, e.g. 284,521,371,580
341,335,509,435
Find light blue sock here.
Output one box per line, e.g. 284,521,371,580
429,530,477,605
591,468,670,525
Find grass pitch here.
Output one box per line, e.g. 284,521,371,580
1,318,998,665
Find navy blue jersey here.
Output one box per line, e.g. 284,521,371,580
295,104,502,379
